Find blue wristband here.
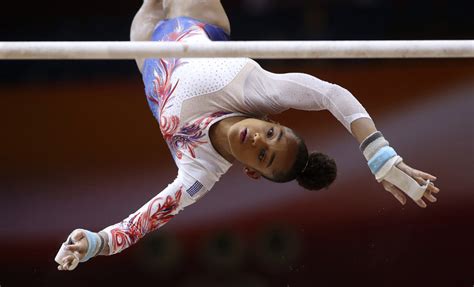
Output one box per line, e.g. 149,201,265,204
80,230,100,262
368,146,397,174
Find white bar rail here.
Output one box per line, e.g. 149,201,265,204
0,40,473,59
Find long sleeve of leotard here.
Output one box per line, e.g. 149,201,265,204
242,64,371,132
100,173,202,255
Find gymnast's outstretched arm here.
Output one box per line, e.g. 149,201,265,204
243,63,440,207
56,173,204,271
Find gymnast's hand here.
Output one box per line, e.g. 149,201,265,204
56,229,88,271
381,161,440,208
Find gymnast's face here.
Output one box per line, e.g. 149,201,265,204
227,118,299,179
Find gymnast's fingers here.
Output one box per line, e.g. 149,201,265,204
427,182,440,194
66,243,82,253
384,182,407,205
423,191,437,203
415,198,427,208
414,176,440,194
61,254,76,271
418,180,440,194
414,170,437,181
398,162,437,181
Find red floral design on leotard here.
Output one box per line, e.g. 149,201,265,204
145,22,205,122
171,111,230,159
147,57,183,141
109,187,183,254
145,23,230,160
163,21,205,42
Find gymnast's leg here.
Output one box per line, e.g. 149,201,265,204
130,0,165,72
163,0,231,34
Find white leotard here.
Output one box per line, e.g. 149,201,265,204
101,19,370,255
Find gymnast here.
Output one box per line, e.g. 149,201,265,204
56,0,440,271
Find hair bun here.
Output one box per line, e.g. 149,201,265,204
296,152,337,191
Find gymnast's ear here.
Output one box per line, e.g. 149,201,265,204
244,167,261,180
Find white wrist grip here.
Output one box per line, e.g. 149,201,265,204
360,131,428,201
375,157,429,201
383,165,430,201
54,235,80,270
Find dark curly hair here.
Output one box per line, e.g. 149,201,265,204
267,131,337,191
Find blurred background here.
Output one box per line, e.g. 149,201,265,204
0,0,473,286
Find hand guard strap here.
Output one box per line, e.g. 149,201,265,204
55,237,80,270
361,131,429,201
55,233,79,269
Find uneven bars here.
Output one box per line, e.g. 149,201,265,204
0,40,473,59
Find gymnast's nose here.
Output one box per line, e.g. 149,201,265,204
252,133,266,147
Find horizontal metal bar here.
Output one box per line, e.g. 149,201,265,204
0,40,473,60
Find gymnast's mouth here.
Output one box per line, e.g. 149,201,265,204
240,128,248,143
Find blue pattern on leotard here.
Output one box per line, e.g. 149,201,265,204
142,17,230,121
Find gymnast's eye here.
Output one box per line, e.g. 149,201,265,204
258,149,266,161
267,127,274,138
